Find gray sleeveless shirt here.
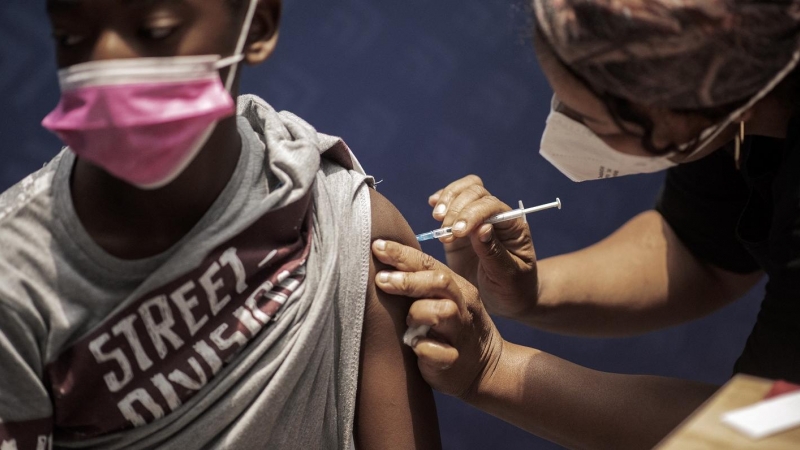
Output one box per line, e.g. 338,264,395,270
0,95,373,449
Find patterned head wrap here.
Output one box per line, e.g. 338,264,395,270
534,0,800,110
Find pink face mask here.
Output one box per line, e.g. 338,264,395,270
42,0,258,190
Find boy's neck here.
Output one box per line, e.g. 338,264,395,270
69,115,243,260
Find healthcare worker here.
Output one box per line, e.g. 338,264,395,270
371,0,800,448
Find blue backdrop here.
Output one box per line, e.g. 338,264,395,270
0,0,765,449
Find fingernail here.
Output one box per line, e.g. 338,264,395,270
374,239,386,251
434,204,447,216
453,221,466,232
479,225,492,243
390,272,404,283
378,272,389,283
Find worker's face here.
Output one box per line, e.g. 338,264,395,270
46,0,280,72
532,32,736,162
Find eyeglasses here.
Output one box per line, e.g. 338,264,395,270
552,94,645,139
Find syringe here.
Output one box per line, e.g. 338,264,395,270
416,198,562,242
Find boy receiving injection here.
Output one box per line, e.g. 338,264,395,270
0,0,439,448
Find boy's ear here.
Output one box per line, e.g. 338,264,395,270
245,0,281,65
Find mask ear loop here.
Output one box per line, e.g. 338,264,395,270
220,0,260,92
735,121,745,170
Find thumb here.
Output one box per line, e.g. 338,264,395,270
469,224,519,277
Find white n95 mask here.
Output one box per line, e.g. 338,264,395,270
539,99,677,182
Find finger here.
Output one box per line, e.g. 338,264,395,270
440,234,473,254
448,196,512,239
476,224,494,244
403,324,431,347
440,183,491,231
469,223,528,276
431,175,484,220
428,190,443,207
412,338,459,371
407,298,462,344
480,215,537,265
375,269,460,301
372,240,445,273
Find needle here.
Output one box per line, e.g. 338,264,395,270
416,198,562,242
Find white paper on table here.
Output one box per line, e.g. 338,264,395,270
720,390,800,439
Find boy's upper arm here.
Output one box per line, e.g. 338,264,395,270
354,189,441,450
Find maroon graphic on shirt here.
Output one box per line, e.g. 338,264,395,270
0,418,52,450
45,193,314,441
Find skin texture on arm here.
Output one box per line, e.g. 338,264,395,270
428,175,762,337
469,342,717,450
531,210,763,336
372,240,719,450
354,189,442,449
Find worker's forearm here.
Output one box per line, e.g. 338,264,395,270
466,341,717,450
518,211,761,336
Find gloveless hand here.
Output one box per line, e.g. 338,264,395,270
372,239,504,401
428,175,539,318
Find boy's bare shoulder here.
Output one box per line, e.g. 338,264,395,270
367,188,420,250
358,188,442,449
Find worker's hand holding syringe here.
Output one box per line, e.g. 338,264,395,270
372,174,556,387
416,198,560,242
421,175,552,320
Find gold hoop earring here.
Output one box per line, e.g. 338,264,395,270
734,121,745,170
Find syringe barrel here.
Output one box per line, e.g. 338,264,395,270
484,199,561,225
416,227,454,242
433,227,454,238
484,212,518,224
